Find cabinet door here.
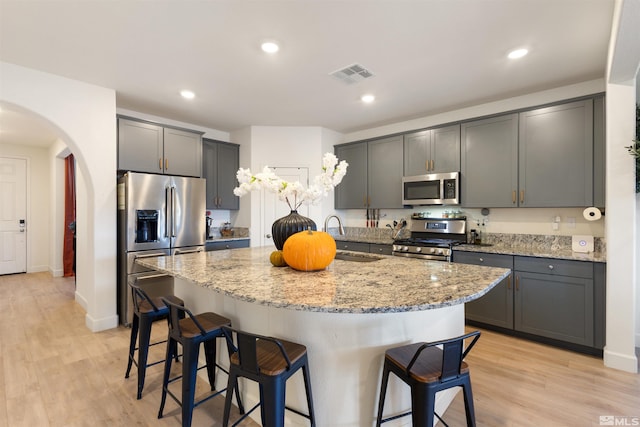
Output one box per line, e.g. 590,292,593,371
461,114,518,207
335,241,370,253
369,243,392,255
368,135,403,208
202,140,218,209
431,124,460,173
335,143,368,209
163,127,202,177
515,271,594,346
454,251,514,329
216,142,240,210
404,130,430,176
118,118,163,173
518,99,593,207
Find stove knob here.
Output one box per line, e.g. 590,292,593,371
402,246,409,251
416,247,422,253
437,249,444,255
429,248,436,254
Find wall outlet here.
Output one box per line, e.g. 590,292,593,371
552,222,559,230
567,217,576,228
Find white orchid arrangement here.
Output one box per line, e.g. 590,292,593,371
233,153,349,210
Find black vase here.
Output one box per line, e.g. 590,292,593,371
272,210,317,250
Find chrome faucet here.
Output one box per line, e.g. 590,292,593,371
323,214,345,235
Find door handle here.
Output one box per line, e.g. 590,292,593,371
174,248,202,255
266,234,272,238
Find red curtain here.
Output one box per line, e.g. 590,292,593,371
63,154,76,277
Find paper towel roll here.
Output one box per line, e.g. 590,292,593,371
583,207,602,221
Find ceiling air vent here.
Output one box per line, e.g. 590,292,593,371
330,63,375,85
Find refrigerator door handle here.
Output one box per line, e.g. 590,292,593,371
171,186,177,237
133,252,167,260
174,248,203,255
165,186,171,238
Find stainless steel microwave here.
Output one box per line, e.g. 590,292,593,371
402,172,460,206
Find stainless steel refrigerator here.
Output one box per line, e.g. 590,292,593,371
117,172,205,325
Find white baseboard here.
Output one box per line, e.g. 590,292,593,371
50,267,64,277
75,290,88,311
85,312,119,332
603,348,639,373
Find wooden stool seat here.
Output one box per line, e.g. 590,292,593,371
385,342,470,383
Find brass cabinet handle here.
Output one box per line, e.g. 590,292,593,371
165,158,169,170
426,160,430,172
520,190,524,204
479,258,484,262
431,159,435,171
363,196,367,207
512,190,516,204
515,275,520,291
159,158,163,171
507,276,511,290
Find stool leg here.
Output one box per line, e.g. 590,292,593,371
222,368,239,427
158,336,177,419
181,342,200,427
375,362,391,427
203,338,217,391
301,359,316,426
136,314,153,400
462,378,476,427
410,385,433,427
125,313,139,379
261,377,286,427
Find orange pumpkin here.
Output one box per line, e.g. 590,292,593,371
282,229,336,271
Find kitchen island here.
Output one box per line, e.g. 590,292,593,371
136,247,510,426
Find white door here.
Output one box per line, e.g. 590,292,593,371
0,157,27,274
262,167,310,247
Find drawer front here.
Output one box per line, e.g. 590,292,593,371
370,243,392,255
335,241,370,253
453,251,513,269
205,239,249,251
514,256,593,278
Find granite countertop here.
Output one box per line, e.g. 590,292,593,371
330,228,606,263
135,246,510,314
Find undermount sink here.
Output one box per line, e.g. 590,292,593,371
334,252,383,262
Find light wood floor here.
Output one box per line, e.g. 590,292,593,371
1,272,639,427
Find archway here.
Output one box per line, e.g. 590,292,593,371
0,61,118,331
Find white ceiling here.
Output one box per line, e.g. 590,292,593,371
0,0,619,148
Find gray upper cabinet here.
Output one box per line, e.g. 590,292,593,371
461,114,519,207
202,139,239,210
335,136,403,209
335,142,368,209
368,135,404,208
118,117,202,177
404,124,460,175
518,99,593,207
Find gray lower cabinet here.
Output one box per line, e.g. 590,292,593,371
461,114,519,207
335,135,403,209
455,251,604,351
454,252,514,329
118,117,202,177
335,241,392,255
205,239,249,251
203,139,239,210
514,256,594,346
404,124,460,175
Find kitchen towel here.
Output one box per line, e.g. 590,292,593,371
582,207,602,221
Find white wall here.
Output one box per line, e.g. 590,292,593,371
0,61,118,332
0,142,50,272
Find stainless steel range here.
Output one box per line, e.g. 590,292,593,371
392,217,467,261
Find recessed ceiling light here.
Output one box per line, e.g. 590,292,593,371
261,41,279,53
508,48,528,59
361,94,375,103
180,90,195,99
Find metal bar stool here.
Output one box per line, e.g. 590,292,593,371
124,280,183,399
221,326,316,427
157,298,244,427
375,331,481,427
